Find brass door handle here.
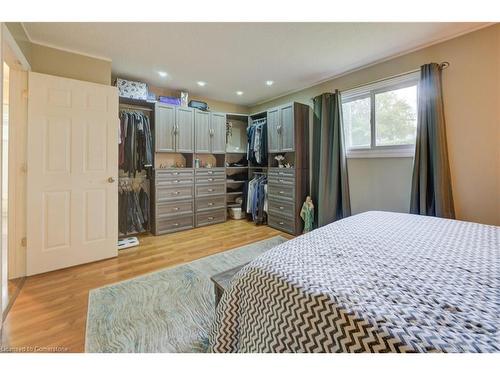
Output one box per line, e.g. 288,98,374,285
108,177,115,183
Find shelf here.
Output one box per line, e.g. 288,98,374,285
227,203,242,208
226,191,244,195
226,180,246,184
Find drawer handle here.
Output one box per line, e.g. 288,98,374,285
174,180,180,183
173,191,180,195
279,221,284,225
173,223,179,227
173,172,179,175
208,178,214,181
208,216,214,221
208,202,214,206
208,171,214,174
279,191,285,194
173,207,179,211
279,179,284,182
279,206,284,210
208,188,214,192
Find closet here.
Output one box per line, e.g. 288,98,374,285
118,97,155,237
122,98,308,237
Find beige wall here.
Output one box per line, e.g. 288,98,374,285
251,24,500,226
31,43,112,85
145,84,250,114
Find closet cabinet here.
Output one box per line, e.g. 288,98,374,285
195,111,226,154
156,103,194,153
267,102,309,236
195,110,211,153
267,104,295,153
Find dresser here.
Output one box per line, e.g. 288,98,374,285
153,168,195,235
194,168,227,226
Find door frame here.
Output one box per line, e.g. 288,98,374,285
0,22,31,326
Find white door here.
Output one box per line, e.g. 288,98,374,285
27,72,118,275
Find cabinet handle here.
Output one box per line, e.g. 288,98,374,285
174,179,180,183
173,223,179,227
208,216,214,221
208,188,214,192
173,172,179,176
279,191,285,194
208,202,214,206
208,178,214,181
279,206,284,210
279,179,284,183
279,221,284,225
173,207,179,211
208,171,213,174
173,191,180,195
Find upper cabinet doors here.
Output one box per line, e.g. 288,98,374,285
210,112,226,153
195,110,226,154
156,104,194,153
156,104,176,152
176,107,194,153
267,107,280,153
195,110,211,153
267,103,295,153
280,103,295,152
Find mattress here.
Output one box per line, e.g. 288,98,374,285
209,211,499,352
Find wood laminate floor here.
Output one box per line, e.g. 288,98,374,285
0,220,292,353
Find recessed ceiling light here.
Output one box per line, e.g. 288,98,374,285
236,91,244,96
197,81,207,87
158,71,168,77
266,80,274,86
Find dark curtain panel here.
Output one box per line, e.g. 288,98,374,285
312,91,351,227
410,63,455,218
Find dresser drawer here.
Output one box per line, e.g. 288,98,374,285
156,200,194,218
268,168,295,178
195,183,225,197
196,195,226,212
195,175,226,185
268,214,295,235
156,215,194,235
156,185,194,202
156,177,194,186
156,169,194,179
196,209,226,227
268,184,295,201
268,175,295,187
195,168,226,177
268,199,295,218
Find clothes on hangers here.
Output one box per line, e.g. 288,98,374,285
246,174,268,224
118,180,150,235
119,111,153,176
247,119,267,166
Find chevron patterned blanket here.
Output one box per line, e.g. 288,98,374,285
209,211,499,353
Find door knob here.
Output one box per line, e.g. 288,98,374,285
108,177,115,183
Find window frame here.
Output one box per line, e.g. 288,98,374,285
341,72,420,158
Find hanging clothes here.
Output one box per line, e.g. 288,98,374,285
118,179,150,235
247,119,268,166
246,174,268,224
119,111,153,176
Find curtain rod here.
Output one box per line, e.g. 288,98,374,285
310,61,450,101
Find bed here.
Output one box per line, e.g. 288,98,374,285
209,211,499,353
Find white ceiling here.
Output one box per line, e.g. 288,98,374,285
23,22,488,106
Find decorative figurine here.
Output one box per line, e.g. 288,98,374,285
274,154,288,168
300,196,314,233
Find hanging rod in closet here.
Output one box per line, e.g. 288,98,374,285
119,104,153,112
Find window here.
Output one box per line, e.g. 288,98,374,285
341,72,419,157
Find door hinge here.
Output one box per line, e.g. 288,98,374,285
21,237,27,247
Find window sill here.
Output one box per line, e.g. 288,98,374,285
346,148,415,159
